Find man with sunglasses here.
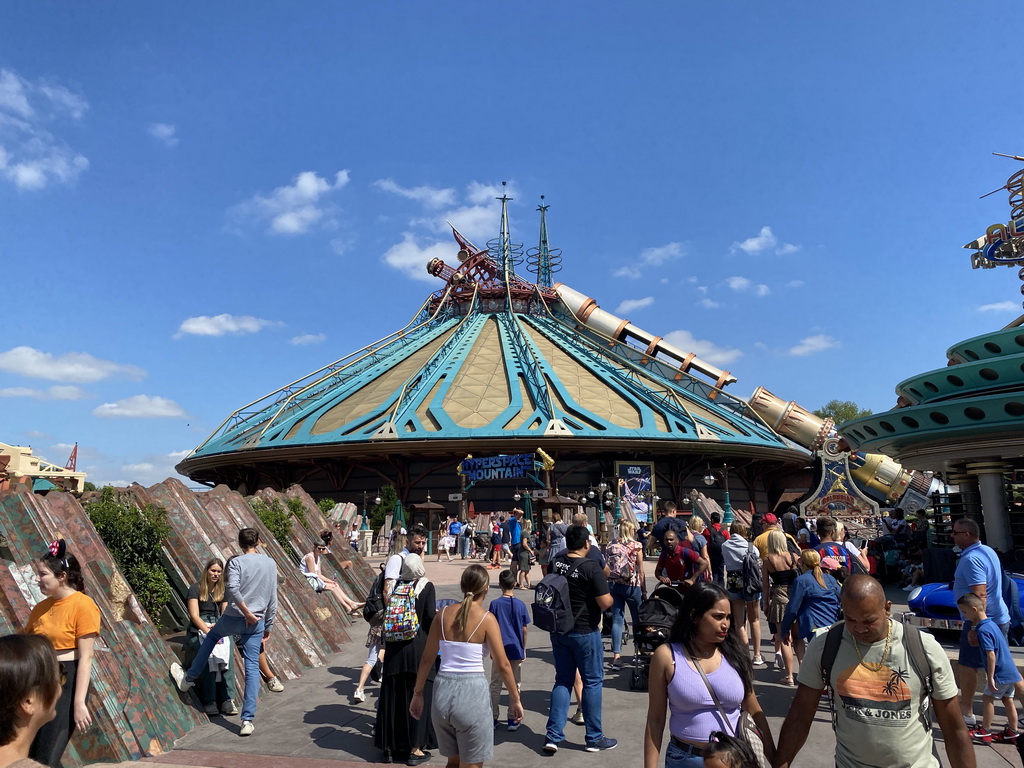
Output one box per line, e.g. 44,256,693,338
951,517,1010,742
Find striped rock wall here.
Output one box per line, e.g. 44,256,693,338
127,479,374,676
0,479,375,768
0,482,206,768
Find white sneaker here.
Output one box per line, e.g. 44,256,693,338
239,720,255,736
267,676,284,692
543,741,558,753
170,662,194,692
220,701,239,716
774,651,784,670
752,656,767,668
353,689,366,703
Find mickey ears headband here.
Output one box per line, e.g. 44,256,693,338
47,539,70,567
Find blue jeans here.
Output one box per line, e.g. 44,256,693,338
665,740,704,768
460,536,470,558
545,629,604,745
610,583,642,655
187,614,265,721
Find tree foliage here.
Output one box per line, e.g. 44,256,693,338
285,496,309,529
369,484,398,532
249,497,296,558
813,399,873,426
86,487,173,621
317,497,337,515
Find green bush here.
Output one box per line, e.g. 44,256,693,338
317,497,337,515
249,497,296,558
285,496,309,530
86,487,173,620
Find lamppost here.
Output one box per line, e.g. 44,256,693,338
361,490,381,530
703,463,733,525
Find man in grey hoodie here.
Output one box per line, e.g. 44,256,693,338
172,528,278,736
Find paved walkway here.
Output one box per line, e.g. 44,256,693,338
101,555,1022,767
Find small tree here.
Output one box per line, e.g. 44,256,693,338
369,484,399,532
285,496,309,530
249,497,295,558
317,497,337,516
813,399,873,426
86,487,173,621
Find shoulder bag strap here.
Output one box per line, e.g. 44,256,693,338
902,624,935,731
820,622,845,731
686,645,740,738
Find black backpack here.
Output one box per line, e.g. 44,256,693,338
533,559,584,633
707,525,727,571
740,541,762,596
362,562,388,624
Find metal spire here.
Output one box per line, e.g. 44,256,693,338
497,181,513,289
528,195,562,287
536,196,552,288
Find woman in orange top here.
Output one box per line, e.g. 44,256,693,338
22,540,100,768
0,634,62,768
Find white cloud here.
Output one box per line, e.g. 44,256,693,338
977,301,1019,313
228,170,350,235
615,297,654,314
0,70,33,118
613,265,641,279
788,334,840,356
0,68,89,190
330,237,352,256
93,395,186,419
174,314,277,338
466,181,512,205
732,226,800,256
374,178,456,208
51,442,75,452
0,384,88,400
148,123,178,147
0,346,144,383
663,330,742,366
697,298,720,309
168,449,191,461
725,276,770,296
290,333,326,346
122,462,154,473
787,279,805,289
615,242,685,279
38,84,88,119
382,233,459,282
726,276,752,291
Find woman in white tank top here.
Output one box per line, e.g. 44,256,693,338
410,565,522,768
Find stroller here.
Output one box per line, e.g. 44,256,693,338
630,584,686,691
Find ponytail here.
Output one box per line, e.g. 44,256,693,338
454,565,489,637
800,549,825,589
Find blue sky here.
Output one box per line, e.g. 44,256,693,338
2,3,1022,488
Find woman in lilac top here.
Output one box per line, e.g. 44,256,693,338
643,582,774,767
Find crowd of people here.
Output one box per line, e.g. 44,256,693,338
5,506,1023,768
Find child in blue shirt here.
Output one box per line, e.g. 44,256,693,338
488,569,530,731
958,592,1024,744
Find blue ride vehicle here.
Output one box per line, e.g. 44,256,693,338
904,572,1024,639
